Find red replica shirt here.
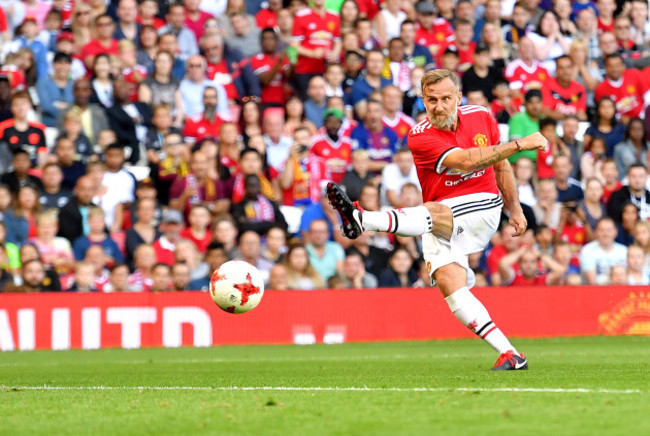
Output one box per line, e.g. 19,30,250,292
256,9,277,29
291,8,341,75
185,10,213,41
180,227,211,254
504,59,549,92
509,271,546,286
250,52,290,105
136,16,166,29
415,19,454,55
436,42,476,72
407,105,500,203
597,17,614,34
542,78,587,116
59,0,75,27
382,113,415,142
207,60,238,100
595,69,647,119
182,114,227,140
122,65,148,102
0,65,25,90
79,39,120,62
310,133,353,183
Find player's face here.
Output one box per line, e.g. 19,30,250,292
422,78,461,130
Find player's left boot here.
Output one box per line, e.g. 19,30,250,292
491,350,528,371
326,182,364,239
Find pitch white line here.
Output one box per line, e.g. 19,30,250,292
3,386,642,394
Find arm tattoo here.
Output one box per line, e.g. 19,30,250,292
475,145,506,170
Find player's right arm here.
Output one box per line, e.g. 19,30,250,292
441,132,548,174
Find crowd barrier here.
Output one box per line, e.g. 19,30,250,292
1,287,649,351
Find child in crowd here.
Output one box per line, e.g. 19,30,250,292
180,204,212,254
66,261,97,292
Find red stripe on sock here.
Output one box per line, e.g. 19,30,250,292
481,326,497,339
387,211,393,232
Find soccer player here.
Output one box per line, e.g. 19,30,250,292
327,69,547,371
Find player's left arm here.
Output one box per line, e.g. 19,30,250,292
494,158,527,236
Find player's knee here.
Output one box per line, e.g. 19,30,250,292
424,202,452,221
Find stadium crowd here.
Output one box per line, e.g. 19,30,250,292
0,0,649,293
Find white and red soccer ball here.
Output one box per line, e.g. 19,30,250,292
209,260,265,314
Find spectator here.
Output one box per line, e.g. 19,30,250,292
227,11,261,58
608,163,650,223
594,54,646,123
71,2,93,49
204,241,228,275
498,246,566,286
67,261,98,292
399,20,433,70
381,85,415,144
553,154,584,203
461,43,502,102
144,104,182,167
1,259,50,293
95,145,135,232
125,197,161,265
103,262,131,292
36,52,74,127
486,224,522,286
113,0,140,44
151,263,172,292
27,210,75,274
279,126,330,207
180,204,212,254
201,33,261,102
541,56,587,122
212,216,240,260
303,76,328,128
79,14,119,69
561,115,585,180
54,138,87,191
630,0,650,49
537,118,570,179
413,1,453,54
263,109,292,173
236,230,274,284
579,217,627,285
0,75,11,124
136,25,159,73
57,109,94,162
232,173,287,235
138,51,184,126
351,100,399,174
129,243,155,291
578,178,607,242
601,158,622,206
282,242,324,290
305,218,344,281
613,118,648,177
311,109,353,183
341,149,374,203
58,78,110,146
57,175,97,243
268,263,289,290
507,89,543,164
89,54,114,109
250,28,292,108
342,250,378,288
169,149,230,216
504,36,548,99
615,203,639,246
324,63,345,98
261,226,286,264
382,38,411,93
37,8,62,51
580,136,607,184
0,91,46,162
14,16,49,79
72,205,124,263
158,3,198,62
151,209,183,265
626,244,650,285
4,185,41,246
569,39,601,111
182,86,227,141
179,55,229,119
532,179,562,230
554,201,588,261
527,10,571,75
157,33,186,80
381,147,420,208
37,163,69,211
0,185,11,221
514,157,536,207
118,40,148,104
1,149,43,193
170,262,193,290
283,96,316,137
378,247,418,288
350,50,391,119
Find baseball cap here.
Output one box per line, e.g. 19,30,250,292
524,89,543,102
416,1,436,14
22,16,37,25
136,177,156,189
443,45,459,57
475,42,490,54
57,32,75,43
323,107,344,121
161,209,183,224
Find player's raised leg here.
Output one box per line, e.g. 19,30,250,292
434,263,528,371
327,182,452,239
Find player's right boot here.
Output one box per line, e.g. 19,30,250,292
491,350,528,371
326,182,364,239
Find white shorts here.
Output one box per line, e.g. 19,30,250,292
422,192,503,289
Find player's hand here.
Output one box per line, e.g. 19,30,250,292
520,132,549,152
509,210,528,237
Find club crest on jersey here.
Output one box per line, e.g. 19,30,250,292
473,133,488,148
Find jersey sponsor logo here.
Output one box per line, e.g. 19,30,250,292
473,133,488,148
444,169,487,186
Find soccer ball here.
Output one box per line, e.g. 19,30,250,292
209,260,265,314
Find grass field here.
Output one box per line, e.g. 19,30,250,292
1,336,649,435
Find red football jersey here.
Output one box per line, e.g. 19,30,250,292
291,8,341,75
594,69,647,119
256,9,277,29
382,113,415,142
250,53,290,105
415,19,454,53
542,78,587,115
509,271,547,286
504,59,549,92
182,114,226,140
207,60,239,100
407,105,500,203
435,42,477,72
310,133,353,183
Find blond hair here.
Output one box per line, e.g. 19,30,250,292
421,69,461,94
37,209,59,225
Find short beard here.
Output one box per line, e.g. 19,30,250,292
429,111,456,130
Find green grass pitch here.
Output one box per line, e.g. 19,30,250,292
1,336,649,435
